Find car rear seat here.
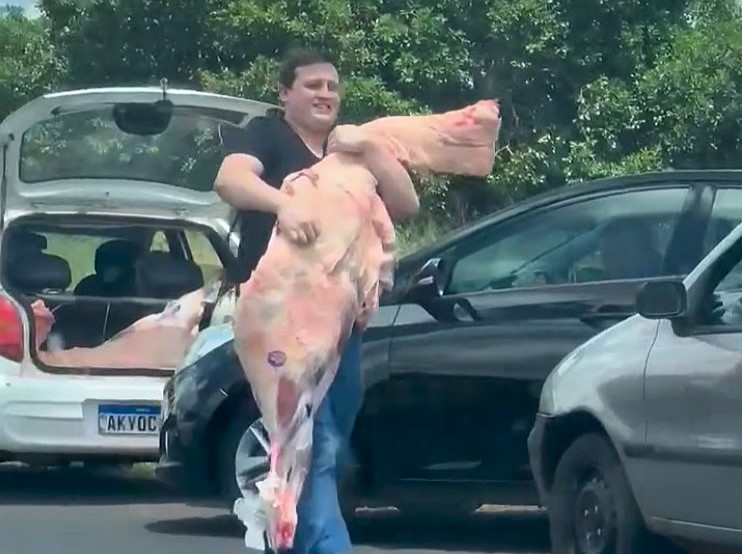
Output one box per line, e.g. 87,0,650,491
3,229,47,267
4,247,207,350
101,252,205,340
5,251,109,349
6,250,71,294
136,251,205,298
74,239,139,297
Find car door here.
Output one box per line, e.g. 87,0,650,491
367,183,704,484
640,187,742,531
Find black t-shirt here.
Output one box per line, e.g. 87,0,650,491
219,115,321,282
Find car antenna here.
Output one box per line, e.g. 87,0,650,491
160,77,168,101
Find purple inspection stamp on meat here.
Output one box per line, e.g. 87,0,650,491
267,350,287,368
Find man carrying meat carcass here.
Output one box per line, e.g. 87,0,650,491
214,46,419,554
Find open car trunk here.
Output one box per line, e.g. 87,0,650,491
1,215,231,376
0,86,274,375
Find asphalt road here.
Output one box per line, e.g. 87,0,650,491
0,464,550,554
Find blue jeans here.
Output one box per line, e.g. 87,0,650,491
276,329,363,554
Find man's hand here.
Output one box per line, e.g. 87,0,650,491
328,124,419,220
276,197,320,246
327,125,369,154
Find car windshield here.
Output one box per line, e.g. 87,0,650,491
19,105,249,192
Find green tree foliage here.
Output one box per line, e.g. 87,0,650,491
0,0,738,245
0,8,66,120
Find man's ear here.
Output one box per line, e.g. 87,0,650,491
278,85,290,106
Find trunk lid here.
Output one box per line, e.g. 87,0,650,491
0,84,276,236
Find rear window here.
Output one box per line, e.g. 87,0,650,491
38,227,223,292
19,106,251,192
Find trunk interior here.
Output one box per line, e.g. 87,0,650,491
1,215,229,375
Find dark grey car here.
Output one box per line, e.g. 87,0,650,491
528,187,742,553
160,170,742,524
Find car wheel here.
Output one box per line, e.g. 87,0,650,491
222,413,360,526
549,433,679,554
217,411,261,507
234,417,271,500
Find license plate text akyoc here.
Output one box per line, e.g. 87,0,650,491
98,404,160,435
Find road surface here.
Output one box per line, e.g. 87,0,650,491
0,464,550,554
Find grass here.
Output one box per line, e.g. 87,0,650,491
130,462,157,478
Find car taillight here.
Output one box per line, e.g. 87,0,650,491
0,295,23,362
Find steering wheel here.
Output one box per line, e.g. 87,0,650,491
508,267,554,288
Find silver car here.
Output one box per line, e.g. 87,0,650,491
0,86,270,468
528,214,742,553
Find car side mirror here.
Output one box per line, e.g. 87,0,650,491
636,280,687,319
405,257,445,304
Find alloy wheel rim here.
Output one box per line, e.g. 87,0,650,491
235,418,270,496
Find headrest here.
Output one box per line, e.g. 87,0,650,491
9,230,47,250
4,230,47,262
8,252,71,292
95,240,139,273
136,251,204,298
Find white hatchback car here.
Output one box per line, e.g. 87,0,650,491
0,86,270,467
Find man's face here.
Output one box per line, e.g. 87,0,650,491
279,62,340,134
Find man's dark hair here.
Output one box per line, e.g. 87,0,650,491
278,47,334,88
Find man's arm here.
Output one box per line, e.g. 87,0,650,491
214,153,287,214
214,121,320,245
214,121,288,214
363,140,420,220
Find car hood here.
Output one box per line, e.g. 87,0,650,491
0,86,276,229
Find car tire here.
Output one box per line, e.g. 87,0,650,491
548,433,680,554
220,410,360,529
217,410,260,508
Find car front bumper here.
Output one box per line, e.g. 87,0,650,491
155,336,251,498
156,414,208,493
155,378,217,496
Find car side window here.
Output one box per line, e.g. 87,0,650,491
149,231,170,252
184,230,223,283
703,188,742,254
698,188,742,326
697,189,742,302
697,244,742,328
446,187,690,295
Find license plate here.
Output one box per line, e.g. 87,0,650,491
98,404,161,436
